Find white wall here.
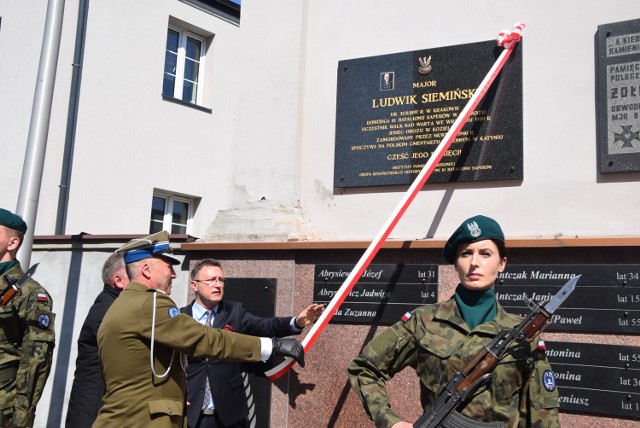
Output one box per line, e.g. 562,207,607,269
5,0,638,243
228,0,640,241
62,0,241,237
0,1,51,217
0,0,242,238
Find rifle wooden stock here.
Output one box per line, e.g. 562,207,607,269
0,264,39,307
456,351,499,394
520,310,552,338
0,283,20,306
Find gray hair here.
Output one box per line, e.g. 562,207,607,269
102,252,126,286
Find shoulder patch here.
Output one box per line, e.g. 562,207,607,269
401,311,412,322
37,293,48,302
168,307,180,318
542,369,556,391
37,314,51,329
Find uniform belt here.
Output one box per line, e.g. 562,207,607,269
0,366,18,383
201,409,215,416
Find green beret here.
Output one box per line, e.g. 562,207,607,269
116,230,180,265
0,208,27,234
442,215,504,263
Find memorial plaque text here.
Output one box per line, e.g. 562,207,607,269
547,341,640,420
313,264,438,324
597,18,640,173
496,264,640,334
334,40,523,188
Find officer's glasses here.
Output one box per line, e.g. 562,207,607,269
193,277,225,286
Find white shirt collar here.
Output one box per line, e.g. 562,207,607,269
192,300,218,322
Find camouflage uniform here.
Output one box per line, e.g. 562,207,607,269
348,298,559,428
0,263,55,428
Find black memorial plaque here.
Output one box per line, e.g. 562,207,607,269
334,39,523,189
496,264,640,334
313,264,438,324
597,19,640,173
546,341,640,420
225,278,275,427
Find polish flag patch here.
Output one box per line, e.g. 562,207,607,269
37,293,48,302
537,340,547,351
401,312,412,322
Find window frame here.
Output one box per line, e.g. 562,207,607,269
163,25,207,106
150,192,195,235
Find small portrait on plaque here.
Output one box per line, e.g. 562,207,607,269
380,71,394,91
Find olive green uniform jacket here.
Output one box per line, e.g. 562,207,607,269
94,282,262,428
348,298,560,428
0,263,55,428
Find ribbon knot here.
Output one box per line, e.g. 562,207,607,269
497,22,526,49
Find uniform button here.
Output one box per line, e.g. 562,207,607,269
247,352,253,357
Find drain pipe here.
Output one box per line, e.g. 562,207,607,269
55,0,90,235
16,0,66,267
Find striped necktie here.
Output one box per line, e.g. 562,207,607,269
202,310,214,410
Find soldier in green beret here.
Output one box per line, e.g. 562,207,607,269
348,215,560,428
94,231,305,428
0,209,55,428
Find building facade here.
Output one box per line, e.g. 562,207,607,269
1,0,639,426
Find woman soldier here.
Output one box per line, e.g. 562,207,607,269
348,215,560,428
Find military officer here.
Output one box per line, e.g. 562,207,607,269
348,215,560,428
0,209,55,428
94,231,304,428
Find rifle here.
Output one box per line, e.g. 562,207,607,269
0,263,39,306
413,275,580,428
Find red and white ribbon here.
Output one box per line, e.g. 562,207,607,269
265,23,525,381
497,23,526,49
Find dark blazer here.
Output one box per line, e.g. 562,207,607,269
180,300,296,427
66,284,120,428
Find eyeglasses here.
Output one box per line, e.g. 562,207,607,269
193,277,225,286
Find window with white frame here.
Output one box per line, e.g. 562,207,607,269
163,26,205,105
149,193,195,235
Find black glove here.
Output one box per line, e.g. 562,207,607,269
271,338,305,367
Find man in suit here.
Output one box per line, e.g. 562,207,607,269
93,232,305,428
181,259,324,428
66,252,128,427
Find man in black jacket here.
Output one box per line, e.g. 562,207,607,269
181,259,323,428
65,252,129,427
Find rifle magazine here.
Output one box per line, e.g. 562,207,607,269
442,411,505,428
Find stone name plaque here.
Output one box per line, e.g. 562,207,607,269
596,18,640,173
334,39,523,188
313,264,438,324
546,341,640,420
496,264,640,334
